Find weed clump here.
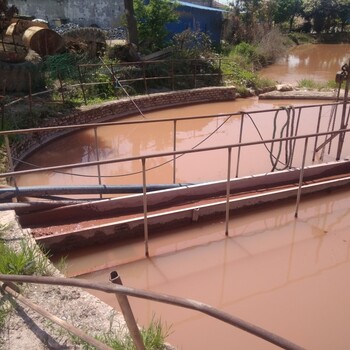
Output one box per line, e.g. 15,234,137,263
297,79,338,91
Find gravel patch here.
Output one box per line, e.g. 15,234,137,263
0,210,126,350
52,24,128,40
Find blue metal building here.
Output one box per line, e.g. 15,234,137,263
167,1,226,43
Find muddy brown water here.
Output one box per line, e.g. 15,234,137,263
64,188,350,350
16,98,345,188
260,43,350,83
19,43,350,349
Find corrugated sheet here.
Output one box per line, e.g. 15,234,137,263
177,1,227,12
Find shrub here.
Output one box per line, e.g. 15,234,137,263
256,28,289,64
297,79,339,91
172,29,213,59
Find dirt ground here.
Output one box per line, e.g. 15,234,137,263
0,210,129,350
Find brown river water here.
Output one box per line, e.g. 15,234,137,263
20,44,350,349
260,43,350,83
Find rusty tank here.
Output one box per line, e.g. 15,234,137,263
3,19,63,59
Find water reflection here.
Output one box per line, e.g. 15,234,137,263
73,189,350,350
260,44,350,83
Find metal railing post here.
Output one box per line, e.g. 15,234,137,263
142,158,149,257
173,119,177,184
336,60,350,160
77,65,87,105
225,147,232,236
193,60,197,88
4,134,17,189
236,112,244,178
142,62,148,94
295,137,309,218
93,127,102,198
312,105,323,161
290,107,302,167
110,271,146,350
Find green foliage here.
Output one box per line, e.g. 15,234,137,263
225,0,349,39
43,53,94,83
134,0,179,52
0,240,52,276
287,32,314,44
297,78,338,90
2,99,79,132
273,0,303,31
172,29,213,59
302,0,350,33
233,42,266,67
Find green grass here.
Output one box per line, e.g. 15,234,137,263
288,32,315,45
100,318,169,350
80,317,171,350
0,239,52,276
0,224,53,340
297,78,339,91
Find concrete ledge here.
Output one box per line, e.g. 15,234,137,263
19,160,350,227
259,90,343,100
35,169,350,253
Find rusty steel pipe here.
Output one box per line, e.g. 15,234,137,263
110,271,146,350
0,274,305,350
0,281,113,350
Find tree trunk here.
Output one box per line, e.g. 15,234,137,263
289,15,294,32
124,0,138,47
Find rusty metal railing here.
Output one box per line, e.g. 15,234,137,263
0,273,305,350
1,127,350,255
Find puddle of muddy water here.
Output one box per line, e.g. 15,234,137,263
61,188,350,350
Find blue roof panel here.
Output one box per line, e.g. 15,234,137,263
177,1,227,12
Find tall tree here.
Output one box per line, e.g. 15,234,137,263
273,0,303,31
134,0,178,51
124,0,138,46
303,0,341,33
335,0,350,32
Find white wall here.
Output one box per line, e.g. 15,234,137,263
10,0,124,28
